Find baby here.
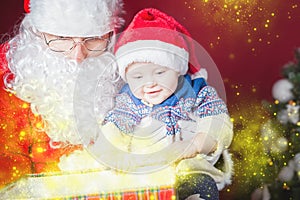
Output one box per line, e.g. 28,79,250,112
103,8,233,200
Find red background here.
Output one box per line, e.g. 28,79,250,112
1,0,300,105
1,0,300,198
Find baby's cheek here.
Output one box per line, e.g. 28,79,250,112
131,87,144,100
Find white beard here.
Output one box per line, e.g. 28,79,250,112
5,26,122,148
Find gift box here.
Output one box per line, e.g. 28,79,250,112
0,168,176,199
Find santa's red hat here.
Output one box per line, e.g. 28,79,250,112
115,8,201,81
23,0,124,37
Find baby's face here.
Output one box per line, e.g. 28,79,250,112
126,62,179,105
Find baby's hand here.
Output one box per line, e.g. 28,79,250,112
171,140,199,160
171,133,218,162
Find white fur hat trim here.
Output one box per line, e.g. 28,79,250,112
116,40,189,81
27,0,123,37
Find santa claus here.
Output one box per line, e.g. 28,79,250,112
0,0,124,186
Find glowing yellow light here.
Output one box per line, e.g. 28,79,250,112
230,118,234,122
226,188,230,192
236,92,240,96
283,182,289,189
236,18,240,22
271,12,275,16
296,133,299,137
13,166,16,170
36,122,43,129
36,147,45,153
274,100,279,104
297,122,300,126
204,0,208,3
273,112,277,116
269,161,273,166
224,4,228,8
263,136,269,141
22,103,29,109
253,27,257,31
234,5,238,9
264,24,269,28
19,131,26,137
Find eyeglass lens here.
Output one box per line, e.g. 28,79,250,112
48,38,108,52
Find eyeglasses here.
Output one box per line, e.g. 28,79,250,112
43,33,110,53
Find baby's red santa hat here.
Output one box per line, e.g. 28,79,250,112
115,8,201,81
23,0,124,37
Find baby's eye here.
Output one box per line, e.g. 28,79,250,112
156,70,166,75
58,36,71,39
133,75,143,79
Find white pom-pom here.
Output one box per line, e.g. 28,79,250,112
277,110,289,124
272,79,294,103
294,153,300,171
286,104,300,124
278,166,294,182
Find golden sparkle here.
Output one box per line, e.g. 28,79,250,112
36,147,45,153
